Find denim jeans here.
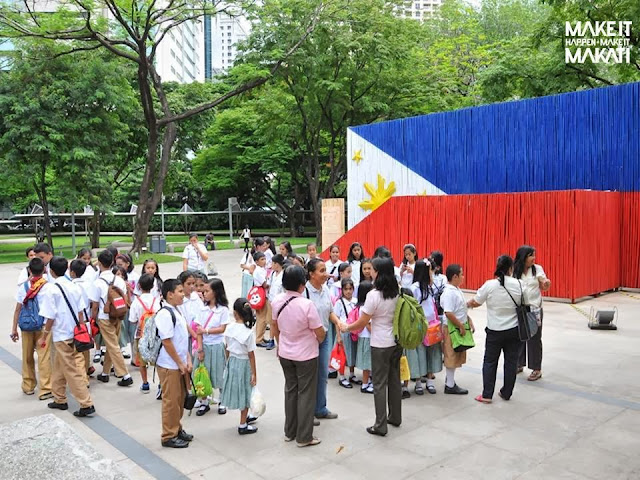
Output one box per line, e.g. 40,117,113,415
314,335,330,416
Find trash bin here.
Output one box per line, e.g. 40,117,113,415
149,235,166,254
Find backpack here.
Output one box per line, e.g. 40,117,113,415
134,297,156,339
18,282,45,332
432,282,446,316
138,306,175,366
100,277,129,320
392,293,428,350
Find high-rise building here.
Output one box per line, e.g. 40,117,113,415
400,0,443,20
204,11,251,79
155,20,205,84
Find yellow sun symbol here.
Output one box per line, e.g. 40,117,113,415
359,174,396,211
417,190,427,196
352,150,363,165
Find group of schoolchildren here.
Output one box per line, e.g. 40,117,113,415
11,242,259,449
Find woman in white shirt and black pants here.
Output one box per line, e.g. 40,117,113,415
468,255,524,403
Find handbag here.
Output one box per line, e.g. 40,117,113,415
55,284,94,352
447,321,475,352
503,281,539,341
183,375,197,413
247,286,267,310
424,319,443,346
399,354,410,382
329,342,347,375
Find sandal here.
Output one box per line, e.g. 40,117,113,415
516,367,524,374
474,395,492,404
414,384,424,395
297,437,321,447
528,370,542,381
426,385,437,394
349,375,362,385
339,378,353,389
361,384,374,394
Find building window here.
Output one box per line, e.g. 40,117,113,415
227,32,231,37
227,25,231,29
228,52,232,57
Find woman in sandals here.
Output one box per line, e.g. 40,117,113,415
467,255,524,403
513,246,550,382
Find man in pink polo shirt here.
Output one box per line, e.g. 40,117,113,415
271,266,326,448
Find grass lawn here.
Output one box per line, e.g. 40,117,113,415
0,234,311,264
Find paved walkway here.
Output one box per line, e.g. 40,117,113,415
0,250,639,479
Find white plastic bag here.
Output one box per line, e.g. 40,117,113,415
250,386,266,417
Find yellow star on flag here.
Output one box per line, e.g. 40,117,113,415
418,190,427,196
352,150,363,164
359,174,396,211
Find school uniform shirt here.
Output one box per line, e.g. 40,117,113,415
126,270,140,299
253,265,267,287
242,228,251,240
410,282,437,323
155,305,189,370
399,262,416,289
333,296,356,321
268,270,283,302
178,291,204,325
350,260,361,287
89,271,128,321
362,289,398,348
357,308,371,338
129,293,159,325
182,243,207,271
81,265,99,284
224,322,256,360
195,305,230,345
18,265,53,285
72,277,92,319
520,264,548,309
440,284,468,325
240,251,255,268
474,276,523,331
325,259,343,287
305,281,333,331
264,248,274,269
39,277,84,342
134,277,162,298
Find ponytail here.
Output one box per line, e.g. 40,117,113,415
494,255,514,286
233,298,255,329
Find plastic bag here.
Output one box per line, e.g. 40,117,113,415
424,319,443,346
399,355,410,382
250,386,266,417
329,342,347,375
193,365,213,398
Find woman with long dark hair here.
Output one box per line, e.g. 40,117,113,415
342,256,401,436
468,255,524,403
513,245,550,381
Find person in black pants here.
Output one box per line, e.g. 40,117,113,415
467,255,524,403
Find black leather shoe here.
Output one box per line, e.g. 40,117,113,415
97,374,109,383
196,405,210,416
117,377,133,387
162,437,189,448
387,418,401,427
47,402,68,411
444,384,468,395
73,406,96,417
327,371,338,379
247,416,258,424
366,426,386,436
178,429,194,442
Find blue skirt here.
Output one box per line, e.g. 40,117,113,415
426,343,443,374
356,337,371,371
406,344,428,379
221,356,252,410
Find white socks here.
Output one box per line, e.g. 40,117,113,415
426,378,435,388
123,374,131,380
445,368,456,388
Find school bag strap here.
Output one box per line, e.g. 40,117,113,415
276,296,300,319
339,298,349,318
55,284,81,327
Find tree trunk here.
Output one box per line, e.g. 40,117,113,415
90,210,101,249
131,123,178,252
34,160,54,248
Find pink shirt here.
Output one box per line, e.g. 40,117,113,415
362,289,398,348
272,291,323,361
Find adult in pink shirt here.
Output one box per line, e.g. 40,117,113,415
271,265,326,448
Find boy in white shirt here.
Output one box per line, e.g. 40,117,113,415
182,234,209,273
40,256,96,417
440,264,474,395
252,252,273,350
69,259,96,382
89,250,133,386
156,279,194,449
267,254,285,302
129,273,160,393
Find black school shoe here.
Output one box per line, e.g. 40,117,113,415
48,402,69,411
97,374,109,383
162,437,189,448
247,416,258,424
74,406,96,417
238,425,258,435
328,371,338,379
117,377,133,387
178,429,194,442
444,384,468,395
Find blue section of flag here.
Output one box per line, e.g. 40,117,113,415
352,82,640,194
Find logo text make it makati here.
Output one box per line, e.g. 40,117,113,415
565,21,632,64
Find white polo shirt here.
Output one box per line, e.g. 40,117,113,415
182,243,207,271
474,276,523,331
440,284,468,325
519,264,547,309
195,304,230,345
39,277,84,342
268,270,283,302
71,277,91,319
89,271,128,321
178,291,204,325
253,265,267,287
156,305,189,370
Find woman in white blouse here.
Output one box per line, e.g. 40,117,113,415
467,255,524,403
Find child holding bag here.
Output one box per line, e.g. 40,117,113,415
354,281,374,393
194,278,230,416
333,279,359,388
222,298,258,435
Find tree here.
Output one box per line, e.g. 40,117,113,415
0,0,321,251
0,43,138,246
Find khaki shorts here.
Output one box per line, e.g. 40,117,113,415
442,326,467,369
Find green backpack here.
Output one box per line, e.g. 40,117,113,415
393,293,428,350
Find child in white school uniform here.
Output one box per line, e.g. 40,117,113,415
135,259,163,298
330,263,352,305
222,299,258,435
333,279,359,388
354,280,374,393
346,242,365,288
129,273,160,393
399,244,418,289
267,254,285,303
194,278,230,416
325,245,343,288
69,259,96,382
253,252,274,350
